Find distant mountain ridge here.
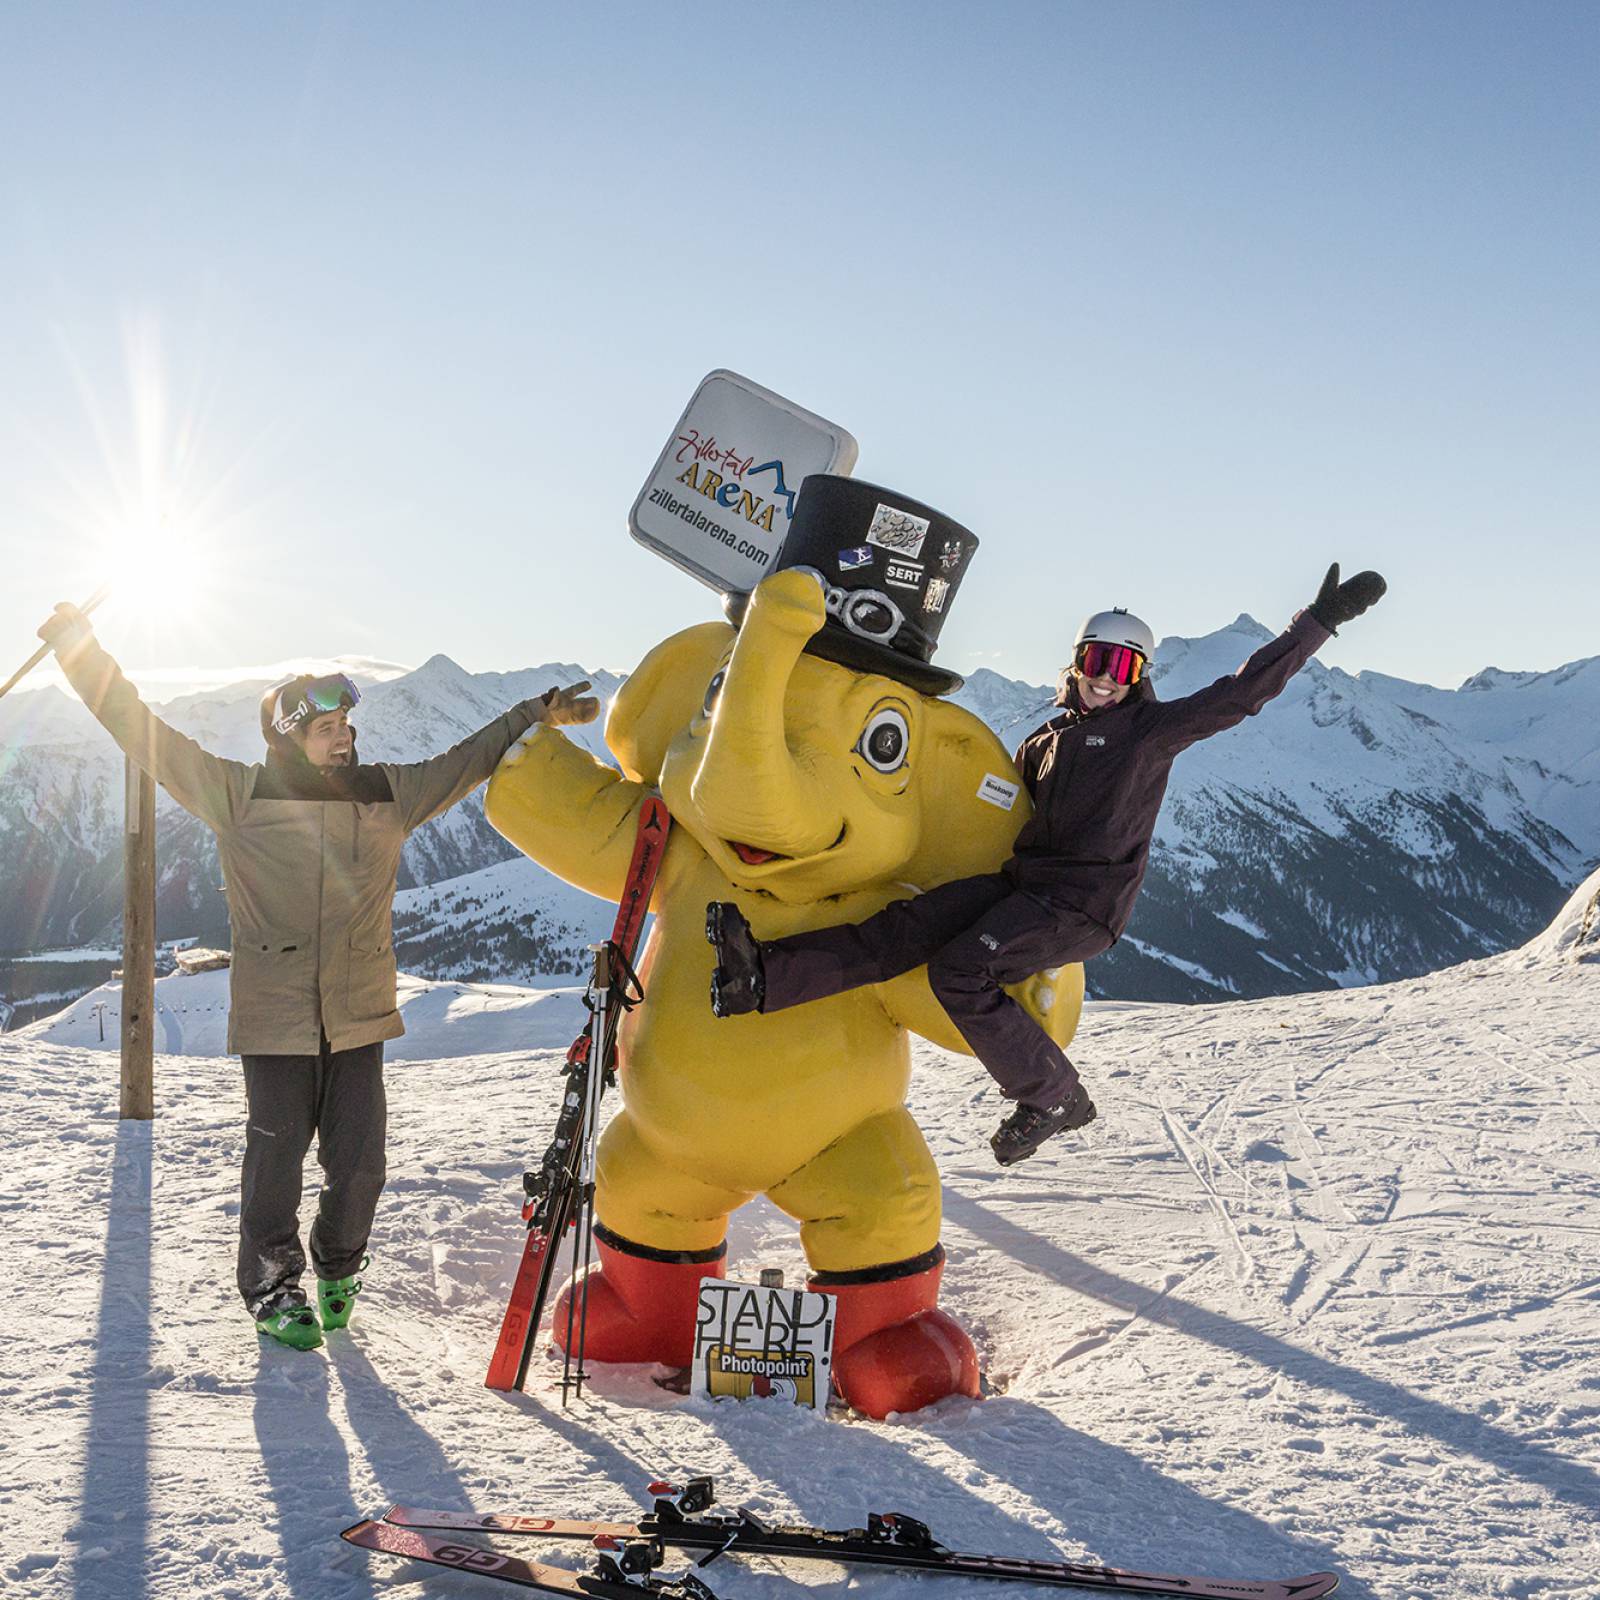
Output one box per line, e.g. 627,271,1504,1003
0,623,1594,1005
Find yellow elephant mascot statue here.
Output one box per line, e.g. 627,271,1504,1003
486,475,1084,1418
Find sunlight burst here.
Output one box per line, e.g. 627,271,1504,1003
50,313,227,637
93,510,212,617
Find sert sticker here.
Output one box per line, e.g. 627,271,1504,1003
977,773,1020,811
865,503,930,559
837,545,874,571
885,559,923,589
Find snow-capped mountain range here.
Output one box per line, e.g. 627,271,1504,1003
0,624,1595,1005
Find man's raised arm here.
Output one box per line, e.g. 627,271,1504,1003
39,604,244,832
389,679,601,834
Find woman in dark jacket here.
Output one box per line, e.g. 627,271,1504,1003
707,563,1386,1166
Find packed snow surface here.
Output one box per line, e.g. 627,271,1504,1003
3,890,1597,1598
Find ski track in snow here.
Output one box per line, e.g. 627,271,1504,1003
2,948,1598,1599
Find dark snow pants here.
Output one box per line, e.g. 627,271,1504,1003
236,1037,386,1319
759,873,1114,1109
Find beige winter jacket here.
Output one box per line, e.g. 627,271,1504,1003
61,641,541,1056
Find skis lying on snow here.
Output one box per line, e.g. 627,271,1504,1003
364,1476,1341,1600
483,795,671,1396
342,1519,718,1600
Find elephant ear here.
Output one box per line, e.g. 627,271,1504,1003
900,697,1035,887
607,621,735,785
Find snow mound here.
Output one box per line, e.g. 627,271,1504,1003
1514,864,1600,965
19,966,588,1060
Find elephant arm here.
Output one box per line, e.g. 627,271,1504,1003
484,725,648,903
875,970,972,1054
877,964,1085,1058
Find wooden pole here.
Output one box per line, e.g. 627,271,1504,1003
120,754,156,1120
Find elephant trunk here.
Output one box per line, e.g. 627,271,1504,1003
690,571,839,859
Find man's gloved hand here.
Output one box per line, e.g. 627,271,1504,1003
37,603,96,660
539,680,600,727
1308,563,1387,633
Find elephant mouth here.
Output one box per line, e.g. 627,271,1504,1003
724,823,848,871
731,841,785,866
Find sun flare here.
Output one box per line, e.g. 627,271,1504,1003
94,512,213,616
39,313,240,647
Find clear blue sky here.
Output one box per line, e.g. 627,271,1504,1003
2,2,1595,690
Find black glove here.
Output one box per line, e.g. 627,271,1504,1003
1308,563,1386,633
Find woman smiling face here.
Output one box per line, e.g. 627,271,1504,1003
1072,666,1133,710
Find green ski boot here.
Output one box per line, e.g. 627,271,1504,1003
256,1298,323,1351
317,1257,367,1331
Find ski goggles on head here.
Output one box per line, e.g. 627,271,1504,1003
1074,641,1145,686
271,673,361,737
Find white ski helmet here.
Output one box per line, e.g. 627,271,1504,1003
1073,608,1155,662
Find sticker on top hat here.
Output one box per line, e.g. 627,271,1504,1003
938,538,968,573
866,504,931,560
885,559,923,589
837,545,874,571
923,577,951,613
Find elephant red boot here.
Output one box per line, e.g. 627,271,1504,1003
814,1250,980,1418
550,1227,726,1367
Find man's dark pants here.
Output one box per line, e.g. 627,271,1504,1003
237,1037,386,1318
759,873,1113,1108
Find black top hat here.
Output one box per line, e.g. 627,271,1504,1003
724,474,978,696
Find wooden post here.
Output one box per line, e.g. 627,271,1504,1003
120,754,156,1120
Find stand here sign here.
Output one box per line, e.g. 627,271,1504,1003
690,1277,837,1411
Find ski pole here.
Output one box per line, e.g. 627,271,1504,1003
0,586,112,703
559,1040,595,1403
561,941,603,1404
565,940,614,1405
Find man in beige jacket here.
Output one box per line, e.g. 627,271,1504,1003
39,602,598,1350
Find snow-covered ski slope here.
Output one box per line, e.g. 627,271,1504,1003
2,873,1595,1600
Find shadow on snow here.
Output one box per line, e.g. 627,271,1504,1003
944,1190,1600,1517
73,1120,153,1600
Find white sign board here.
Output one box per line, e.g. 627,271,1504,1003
629,369,858,597
690,1277,837,1411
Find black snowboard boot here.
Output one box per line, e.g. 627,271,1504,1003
991,1081,1098,1167
705,901,766,1017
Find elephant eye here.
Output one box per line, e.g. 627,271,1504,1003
857,707,909,773
702,669,726,718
